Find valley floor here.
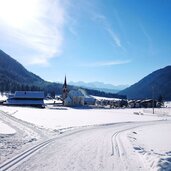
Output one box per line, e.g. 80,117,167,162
0,106,171,170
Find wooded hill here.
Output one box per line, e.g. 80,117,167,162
119,66,171,100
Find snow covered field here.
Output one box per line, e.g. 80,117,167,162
144,108,171,116
0,105,171,170
0,106,167,131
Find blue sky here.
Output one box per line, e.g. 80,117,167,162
0,0,171,85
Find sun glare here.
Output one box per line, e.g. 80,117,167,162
0,0,39,28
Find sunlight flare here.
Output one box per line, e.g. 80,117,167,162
0,0,39,28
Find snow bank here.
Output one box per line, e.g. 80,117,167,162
128,122,171,171
0,120,16,135
44,99,62,104
164,101,171,108
0,94,7,101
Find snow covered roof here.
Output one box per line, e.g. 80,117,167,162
12,91,44,99
68,89,96,99
68,90,84,97
64,96,72,102
79,89,95,99
92,95,121,101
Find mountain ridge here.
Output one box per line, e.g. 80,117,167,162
0,50,44,84
119,66,171,100
69,81,128,93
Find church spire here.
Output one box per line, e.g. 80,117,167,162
63,75,67,88
62,75,68,100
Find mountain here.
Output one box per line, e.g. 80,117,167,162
0,50,44,85
119,66,171,100
0,50,125,99
0,49,63,94
69,81,128,93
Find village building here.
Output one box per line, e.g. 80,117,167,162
78,89,96,105
127,99,162,108
140,99,157,108
61,77,95,106
5,91,45,108
84,95,96,105
128,100,142,108
64,89,84,106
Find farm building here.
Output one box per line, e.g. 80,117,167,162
140,99,157,108
5,91,45,108
127,99,162,108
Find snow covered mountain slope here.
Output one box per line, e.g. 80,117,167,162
119,66,171,100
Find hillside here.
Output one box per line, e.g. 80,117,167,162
0,50,44,86
0,50,63,94
119,66,171,100
0,50,125,99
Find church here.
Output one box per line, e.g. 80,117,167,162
61,76,95,106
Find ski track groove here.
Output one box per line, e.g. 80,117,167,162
110,120,171,171
0,138,55,171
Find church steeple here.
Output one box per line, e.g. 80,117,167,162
63,75,67,89
62,75,68,100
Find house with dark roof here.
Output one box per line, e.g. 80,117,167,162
5,91,45,108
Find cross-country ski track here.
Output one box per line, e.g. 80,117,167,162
1,119,169,171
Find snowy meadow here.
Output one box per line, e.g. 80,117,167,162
0,106,167,131
0,104,171,170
